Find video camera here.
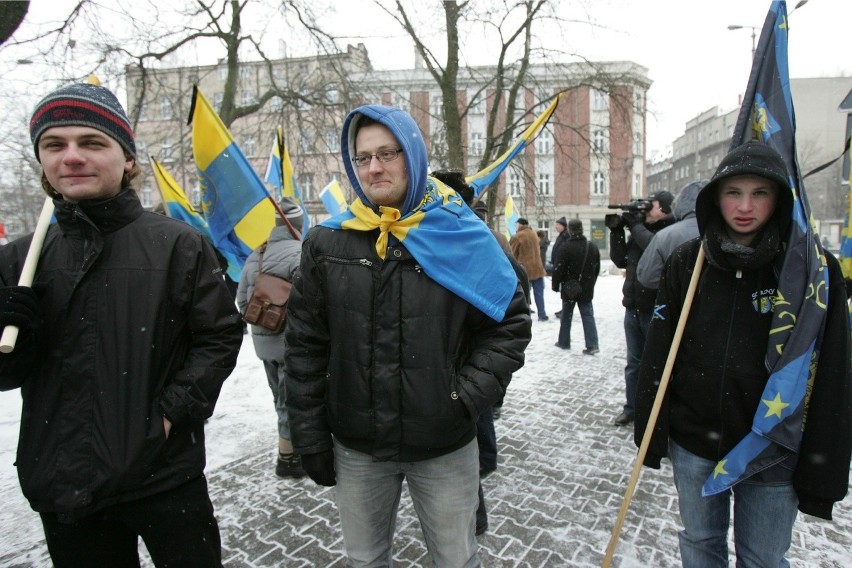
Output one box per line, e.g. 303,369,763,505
604,199,653,229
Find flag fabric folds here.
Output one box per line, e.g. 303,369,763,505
263,133,282,193
150,157,242,280
320,177,517,322
189,86,275,280
702,0,831,496
466,93,562,198
840,160,852,282
319,179,348,216
504,194,519,240
264,128,310,237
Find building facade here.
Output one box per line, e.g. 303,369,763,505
126,45,651,254
648,77,852,247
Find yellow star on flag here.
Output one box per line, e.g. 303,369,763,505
762,393,791,419
712,459,729,480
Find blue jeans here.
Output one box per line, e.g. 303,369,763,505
262,360,291,440
622,308,652,415
669,440,798,568
530,277,547,319
557,299,598,349
333,438,481,567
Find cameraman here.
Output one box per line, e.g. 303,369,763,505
608,192,675,426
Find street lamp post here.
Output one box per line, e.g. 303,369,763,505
727,24,758,60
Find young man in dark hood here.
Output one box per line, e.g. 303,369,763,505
284,105,531,565
635,142,851,567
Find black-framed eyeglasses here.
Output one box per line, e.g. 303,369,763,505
352,148,404,167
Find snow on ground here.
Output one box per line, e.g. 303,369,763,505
0,262,849,566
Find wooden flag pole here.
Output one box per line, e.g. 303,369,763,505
0,197,55,354
601,245,705,568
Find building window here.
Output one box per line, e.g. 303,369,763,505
160,97,173,120
136,141,148,163
326,129,340,153
538,173,552,196
161,139,174,162
593,129,607,152
470,95,485,114
239,66,251,80
241,90,256,105
140,182,153,208
138,100,149,121
593,171,606,195
241,137,255,157
634,133,642,155
634,92,643,113
218,66,227,80
299,173,314,200
213,92,224,111
508,168,522,198
299,131,312,154
535,128,553,154
634,173,641,195
327,89,339,104
430,94,443,118
593,89,607,111
469,132,484,156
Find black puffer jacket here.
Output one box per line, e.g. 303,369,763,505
0,190,243,522
284,226,531,462
551,234,600,303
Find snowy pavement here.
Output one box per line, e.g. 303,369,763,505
0,267,850,567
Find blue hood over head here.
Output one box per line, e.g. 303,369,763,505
341,105,428,215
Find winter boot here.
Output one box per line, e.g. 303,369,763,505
276,438,306,479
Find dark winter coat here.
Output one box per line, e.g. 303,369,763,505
551,234,600,303
609,215,674,312
284,226,531,462
0,189,243,522
635,164,851,520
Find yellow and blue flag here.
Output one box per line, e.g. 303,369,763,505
504,193,519,240
840,159,852,282
264,128,310,236
320,177,517,321
319,179,348,216
189,86,275,279
466,93,561,198
702,0,830,497
150,157,242,280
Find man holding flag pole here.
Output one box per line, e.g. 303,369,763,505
628,2,851,566
0,81,243,565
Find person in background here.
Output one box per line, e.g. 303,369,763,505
609,191,675,426
237,196,306,479
510,218,548,321
537,229,550,274
551,218,601,354
550,217,569,318
284,105,531,566
637,180,709,290
0,82,243,566
635,141,851,567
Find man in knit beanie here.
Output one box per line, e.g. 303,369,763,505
0,82,242,565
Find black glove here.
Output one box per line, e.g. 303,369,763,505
0,286,40,337
301,449,336,486
621,211,644,228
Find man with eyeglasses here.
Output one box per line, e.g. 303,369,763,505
284,105,531,566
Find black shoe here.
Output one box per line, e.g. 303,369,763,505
582,347,600,355
538,315,549,321
554,342,570,350
476,521,488,536
614,411,635,426
555,310,562,318
276,453,306,478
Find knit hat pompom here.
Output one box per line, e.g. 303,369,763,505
30,83,136,159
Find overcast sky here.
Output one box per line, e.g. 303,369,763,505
6,0,852,158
